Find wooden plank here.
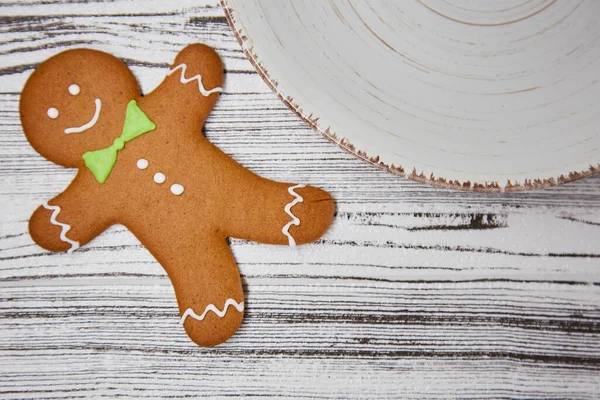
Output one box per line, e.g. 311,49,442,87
1,284,599,399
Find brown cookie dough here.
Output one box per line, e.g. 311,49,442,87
20,44,335,347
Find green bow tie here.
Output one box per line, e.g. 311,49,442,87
82,100,156,184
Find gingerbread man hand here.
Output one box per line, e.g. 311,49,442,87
20,44,335,347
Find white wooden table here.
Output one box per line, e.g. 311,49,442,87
1,1,599,399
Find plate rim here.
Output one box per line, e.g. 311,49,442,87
221,0,600,192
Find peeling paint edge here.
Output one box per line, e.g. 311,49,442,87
220,0,600,193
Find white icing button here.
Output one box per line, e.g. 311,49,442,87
170,184,184,196
68,84,80,95
47,107,59,119
153,172,166,184
136,158,149,170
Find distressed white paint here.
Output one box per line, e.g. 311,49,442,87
223,0,600,189
0,1,599,399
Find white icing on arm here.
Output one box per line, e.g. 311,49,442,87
42,202,80,254
179,298,244,325
167,63,223,97
282,184,305,247
64,98,102,134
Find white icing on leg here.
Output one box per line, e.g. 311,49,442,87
179,298,244,325
282,184,305,247
42,202,80,254
167,63,223,97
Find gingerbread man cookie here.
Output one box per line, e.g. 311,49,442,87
20,44,335,347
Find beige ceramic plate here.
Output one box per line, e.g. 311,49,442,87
222,0,600,191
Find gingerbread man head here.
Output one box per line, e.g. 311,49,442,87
22,44,335,347
20,49,141,168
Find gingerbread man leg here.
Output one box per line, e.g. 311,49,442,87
154,234,244,347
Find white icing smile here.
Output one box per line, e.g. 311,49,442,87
64,98,102,134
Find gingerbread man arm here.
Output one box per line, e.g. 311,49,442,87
227,180,335,246
215,154,335,246
29,173,113,253
144,44,224,131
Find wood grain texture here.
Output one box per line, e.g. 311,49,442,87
0,1,599,399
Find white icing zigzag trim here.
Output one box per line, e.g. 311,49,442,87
42,202,80,254
167,63,223,97
282,184,305,247
179,299,244,325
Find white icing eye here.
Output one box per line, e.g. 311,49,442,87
170,184,184,196
68,84,80,96
47,107,59,119
136,159,149,169
153,172,166,184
